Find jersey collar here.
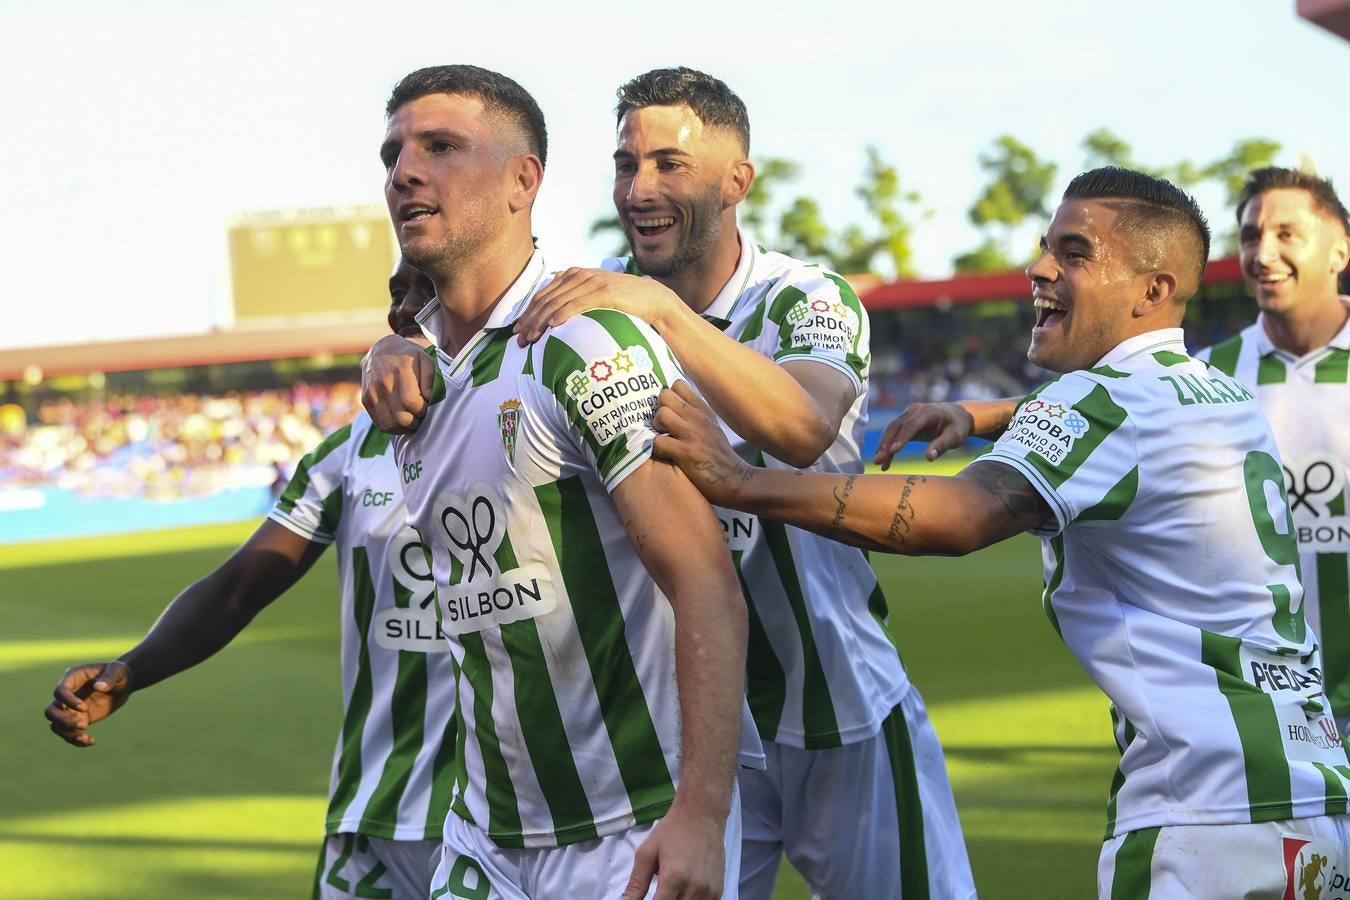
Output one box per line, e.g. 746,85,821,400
414,250,548,349
1253,296,1350,359
1094,327,1187,368
700,228,759,325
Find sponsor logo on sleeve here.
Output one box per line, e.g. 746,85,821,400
374,525,452,653
785,297,859,355
1001,398,1090,466
567,345,662,445
1284,454,1350,552
432,484,557,635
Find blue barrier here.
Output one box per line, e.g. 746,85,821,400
0,484,274,544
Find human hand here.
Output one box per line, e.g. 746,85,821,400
652,381,751,508
620,803,727,900
513,269,679,346
361,334,435,434
44,661,133,748
872,402,975,469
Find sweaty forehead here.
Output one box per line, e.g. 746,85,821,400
1047,200,1121,245
616,104,732,155
1241,188,1324,226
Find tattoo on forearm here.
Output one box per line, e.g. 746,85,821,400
694,460,727,485
959,461,1052,523
886,475,924,545
831,474,858,527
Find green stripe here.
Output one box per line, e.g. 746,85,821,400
1315,348,1350,383
326,548,378,831
1150,350,1189,367
761,515,841,748
310,839,327,900
1200,630,1293,819
458,632,525,847
424,707,460,838
1024,383,1129,490
447,652,474,828
1205,335,1242,377
1331,488,1346,517
499,615,598,841
1109,826,1158,900
1042,535,1065,638
277,423,352,515
357,649,427,837
1103,705,1135,838
825,272,870,377
767,285,806,328
1257,354,1287,385
540,335,610,465
736,298,768,344
582,309,670,386
881,701,929,900
1078,466,1139,522
357,426,391,459
867,581,903,660
470,331,512,387
1320,553,1350,716
738,549,788,741
425,346,447,405
1314,762,1349,816
535,476,675,823
1090,365,1130,379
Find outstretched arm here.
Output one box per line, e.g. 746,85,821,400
653,381,1051,556
613,458,745,900
515,269,847,467
44,520,326,746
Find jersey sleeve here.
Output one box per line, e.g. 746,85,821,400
267,422,354,544
534,308,685,492
764,269,870,396
979,374,1139,535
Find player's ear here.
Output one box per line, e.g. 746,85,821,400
1330,230,1350,277
724,157,754,207
507,154,544,213
1136,269,1179,316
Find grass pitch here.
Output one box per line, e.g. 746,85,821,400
0,478,1112,899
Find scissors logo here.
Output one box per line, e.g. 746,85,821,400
437,486,505,583
386,526,436,608
1284,455,1345,518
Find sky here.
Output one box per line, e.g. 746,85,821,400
2,0,1348,350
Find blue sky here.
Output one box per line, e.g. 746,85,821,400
3,0,1347,349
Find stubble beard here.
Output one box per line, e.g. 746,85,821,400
629,188,723,278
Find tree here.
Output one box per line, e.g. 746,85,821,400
954,135,1058,273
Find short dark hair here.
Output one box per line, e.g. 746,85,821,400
615,67,750,154
1063,166,1211,288
386,65,548,167
1235,166,1350,233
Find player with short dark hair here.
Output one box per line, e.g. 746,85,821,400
654,168,1350,897
44,261,459,900
378,65,750,900
1198,166,1350,736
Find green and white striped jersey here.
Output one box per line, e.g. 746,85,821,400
397,252,759,849
268,412,458,841
984,328,1350,838
605,230,908,749
1198,304,1350,726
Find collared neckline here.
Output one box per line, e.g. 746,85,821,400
415,251,547,351
699,227,758,324
1094,328,1188,368
1254,296,1350,360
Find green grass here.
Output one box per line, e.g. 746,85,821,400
0,489,1112,899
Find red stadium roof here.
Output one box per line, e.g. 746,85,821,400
855,256,1244,310
0,257,1247,381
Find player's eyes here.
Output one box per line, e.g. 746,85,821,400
430,141,454,153
614,162,636,177
657,160,681,172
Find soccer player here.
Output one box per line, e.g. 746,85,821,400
363,67,972,900
43,260,460,900
654,168,1350,896
376,65,748,900
1197,168,1350,736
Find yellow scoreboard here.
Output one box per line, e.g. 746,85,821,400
228,207,397,321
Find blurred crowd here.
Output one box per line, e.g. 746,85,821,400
0,382,361,501
868,330,1047,415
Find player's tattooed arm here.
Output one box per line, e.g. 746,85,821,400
654,381,1051,556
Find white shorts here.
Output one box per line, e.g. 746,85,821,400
429,787,741,899
313,833,440,900
1098,815,1350,899
738,686,974,900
